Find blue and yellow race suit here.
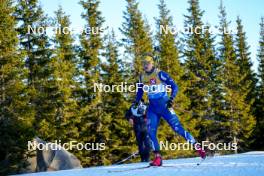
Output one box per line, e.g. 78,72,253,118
135,68,196,151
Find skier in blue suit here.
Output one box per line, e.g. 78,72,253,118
134,54,206,166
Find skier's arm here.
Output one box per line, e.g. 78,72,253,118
125,108,133,120
135,75,144,103
158,71,178,100
125,108,134,126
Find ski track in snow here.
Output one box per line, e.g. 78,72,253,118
19,151,264,176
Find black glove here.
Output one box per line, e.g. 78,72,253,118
132,101,139,109
166,97,174,109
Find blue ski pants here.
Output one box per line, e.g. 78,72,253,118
147,96,196,151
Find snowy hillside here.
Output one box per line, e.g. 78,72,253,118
20,151,264,176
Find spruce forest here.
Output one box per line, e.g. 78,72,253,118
0,0,264,174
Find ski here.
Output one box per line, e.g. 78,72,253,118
109,151,216,173
108,162,203,173
108,165,151,173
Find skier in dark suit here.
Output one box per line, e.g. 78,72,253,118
125,101,151,162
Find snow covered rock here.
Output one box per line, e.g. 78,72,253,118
24,137,82,173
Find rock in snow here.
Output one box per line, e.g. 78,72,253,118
23,137,82,173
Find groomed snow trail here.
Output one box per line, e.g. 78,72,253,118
20,151,264,176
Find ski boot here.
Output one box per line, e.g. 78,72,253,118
150,152,162,166
194,143,206,159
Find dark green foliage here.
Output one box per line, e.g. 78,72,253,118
51,6,80,145
182,0,218,142
0,0,34,174
202,25,223,144
234,17,257,149
120,0,153,77
235,17,257,106
15,0,58,140
253,17,264,150
217,1,255,151
78,0,110,166
101,30,135,164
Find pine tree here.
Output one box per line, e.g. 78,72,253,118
218,2,255,152
120,0,153,77
183,0,217,141
15,0,58,141
101,30,135,163
0,0,34,174
79,0,109,166
202,25,223,143
235,16,257,107
155,0,194,158
15,0,50,88
51,6,80,145
234,17,257,148
156,0,181,76
254,17,264,150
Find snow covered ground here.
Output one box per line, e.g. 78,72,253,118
20,151,264,176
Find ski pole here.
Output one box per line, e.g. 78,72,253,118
113,151,139,165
